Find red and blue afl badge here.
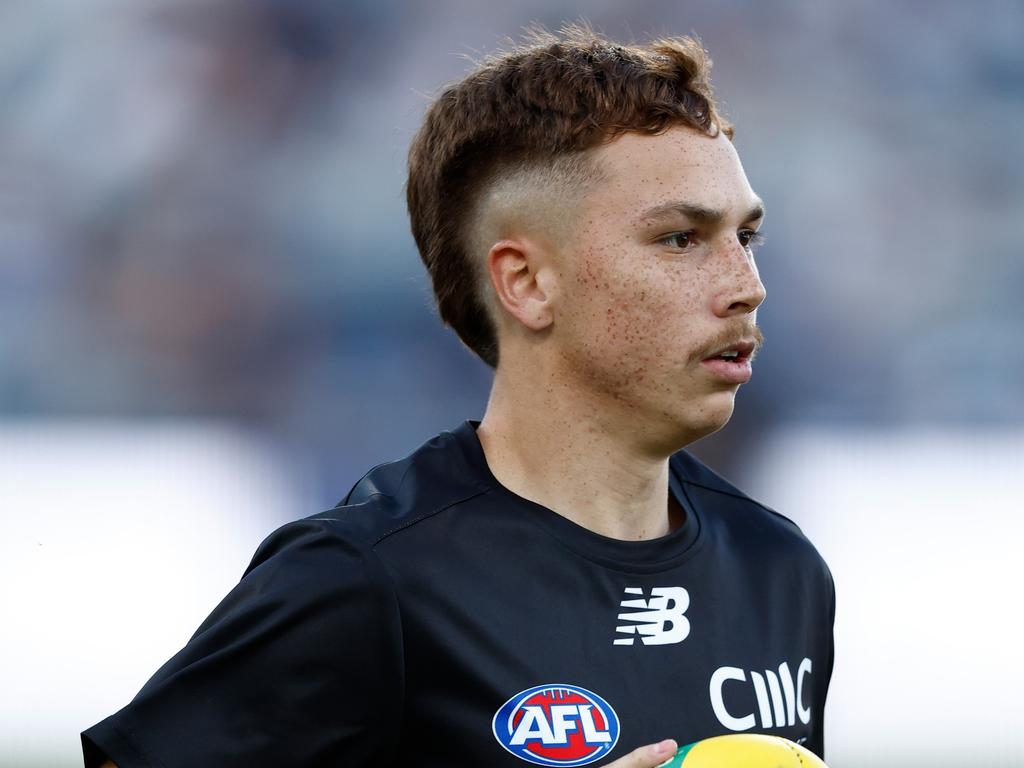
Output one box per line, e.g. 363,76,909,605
492,684,621,766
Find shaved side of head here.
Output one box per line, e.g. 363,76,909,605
465,154,604,320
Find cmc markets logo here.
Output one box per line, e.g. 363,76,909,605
492,684,620,766
710,658,814,731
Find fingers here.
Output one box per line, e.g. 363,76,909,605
606,739,678,767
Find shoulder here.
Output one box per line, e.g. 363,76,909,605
340,424,485,508
671,448,744,493
280,422,489,554
208,424,491,637
670,448,791,525
671,449,832,580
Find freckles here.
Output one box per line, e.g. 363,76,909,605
574,248,604,290
578,261,595,285
603,307,623,343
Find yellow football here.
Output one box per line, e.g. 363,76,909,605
657,733,828,767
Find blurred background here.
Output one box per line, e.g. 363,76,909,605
1,0,1021,766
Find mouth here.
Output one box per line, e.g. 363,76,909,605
700,339,757,384
703,340,757,364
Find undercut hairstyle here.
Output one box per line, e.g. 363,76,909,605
406,24,734,368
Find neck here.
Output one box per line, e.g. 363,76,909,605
477,359,684,541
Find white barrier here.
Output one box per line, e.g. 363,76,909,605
0,421,312,767
747,427,1023,768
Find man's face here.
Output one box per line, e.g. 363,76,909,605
552,125,766,450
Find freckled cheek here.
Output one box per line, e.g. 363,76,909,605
571,248,614,291
569,250,697,348
568,252,613,318
582,287,677,357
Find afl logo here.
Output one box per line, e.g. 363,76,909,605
492,684,620,766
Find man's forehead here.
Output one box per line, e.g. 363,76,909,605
586,126,761,221
595,125,736,166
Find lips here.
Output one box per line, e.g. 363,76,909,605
700,339,757,384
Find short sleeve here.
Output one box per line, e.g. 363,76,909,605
81,517,404,768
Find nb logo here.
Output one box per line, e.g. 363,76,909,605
614,586,690,646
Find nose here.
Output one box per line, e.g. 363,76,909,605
710,241,766,318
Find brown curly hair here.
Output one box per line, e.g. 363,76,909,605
406,24,734,368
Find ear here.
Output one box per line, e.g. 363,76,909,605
485,238,555,332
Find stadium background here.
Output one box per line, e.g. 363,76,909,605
1,1,1021,766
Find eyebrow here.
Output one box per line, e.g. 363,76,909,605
639,199,766,226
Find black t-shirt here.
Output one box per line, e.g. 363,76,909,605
82,421,835,767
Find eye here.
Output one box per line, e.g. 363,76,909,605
659,231,697,250
738,229,767,250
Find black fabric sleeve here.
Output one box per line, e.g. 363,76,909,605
817,562,837,761
81,517,404,768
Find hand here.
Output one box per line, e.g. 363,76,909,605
604,739,678,767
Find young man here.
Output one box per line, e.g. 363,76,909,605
83,27,834,768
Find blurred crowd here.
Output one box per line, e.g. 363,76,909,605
1,0,1021,499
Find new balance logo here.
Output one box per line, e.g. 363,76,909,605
614,586,690,646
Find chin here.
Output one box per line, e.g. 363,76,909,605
672,392,736,447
